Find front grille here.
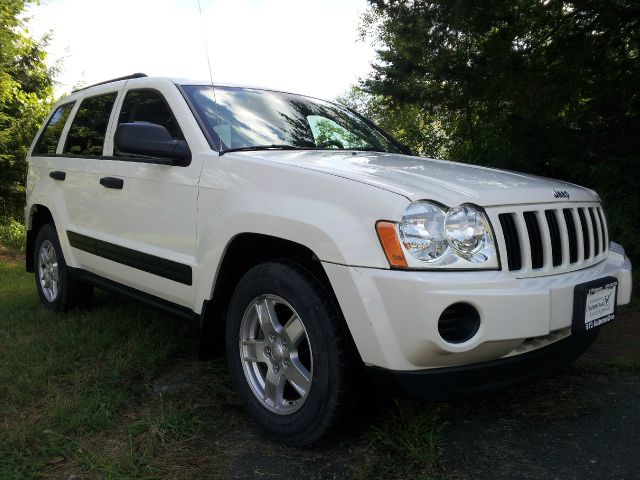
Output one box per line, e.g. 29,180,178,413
498,213,521,271
494,203,608,277
523,211,544,269
562,209,578,264
577,208,591,260
545,209,563,266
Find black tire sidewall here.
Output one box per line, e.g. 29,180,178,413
226,261,349,445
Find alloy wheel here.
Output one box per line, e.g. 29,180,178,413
239,295,313,415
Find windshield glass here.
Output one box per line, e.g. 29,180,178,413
182,85,405,154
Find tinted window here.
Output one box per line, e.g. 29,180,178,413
34,103,75,155
63,92,118,156
183,86,404,154
117,89,184,146
307,115,371,150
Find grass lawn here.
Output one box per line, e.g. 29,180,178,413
0,260,202,479
0,236,636,479
0,257,445,479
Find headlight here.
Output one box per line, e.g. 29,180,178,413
445,205,494,263
379,201,499,269
399,202,449,262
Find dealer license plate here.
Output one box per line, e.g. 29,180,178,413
572,277,618,334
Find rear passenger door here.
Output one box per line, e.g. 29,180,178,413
53,87,121,274
86,80,203,308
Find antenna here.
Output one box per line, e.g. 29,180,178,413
197,0,215,87
196,0,221,151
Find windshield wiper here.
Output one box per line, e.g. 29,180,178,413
348,147,386,153
220,144,304,155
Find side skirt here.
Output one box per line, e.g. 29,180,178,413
69,267,201,326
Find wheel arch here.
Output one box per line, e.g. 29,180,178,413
25,204,55,273
199,232,361,364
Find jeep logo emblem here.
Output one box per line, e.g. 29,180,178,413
553,189,570,199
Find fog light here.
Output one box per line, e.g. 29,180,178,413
438,303,480,344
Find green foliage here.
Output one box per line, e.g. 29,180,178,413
0,0,56,215
361,0,640,262
338,85,449,158
311,115,369,149
0,216,26,251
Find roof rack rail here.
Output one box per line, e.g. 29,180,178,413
72,73,148,93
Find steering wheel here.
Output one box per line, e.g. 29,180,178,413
316,139,344,149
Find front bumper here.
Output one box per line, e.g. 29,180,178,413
365,329,599,401
323,248,632,371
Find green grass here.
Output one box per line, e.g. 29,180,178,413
354,401,445,479
0,261,197,479
604,356,640,372
0,257,449,479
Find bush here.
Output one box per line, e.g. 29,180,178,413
0,217,26,252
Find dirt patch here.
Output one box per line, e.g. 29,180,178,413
0,246,22,264
440,311,640,480
579,309,640,364
441,369,640,480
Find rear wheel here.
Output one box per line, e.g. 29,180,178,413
34,223,93,312
226,261,353,445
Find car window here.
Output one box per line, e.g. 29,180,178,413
116,89,185,148
183,85,405,154
63,92,118,156
307,115,370,150
34,102,75,155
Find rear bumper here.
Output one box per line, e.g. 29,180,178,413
365,329,599,401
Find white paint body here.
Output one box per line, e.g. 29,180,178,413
26,77,633,372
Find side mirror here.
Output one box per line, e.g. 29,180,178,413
114,122,191,165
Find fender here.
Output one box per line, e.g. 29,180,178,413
192,152,410,311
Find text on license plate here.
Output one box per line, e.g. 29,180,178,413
583,281,617,331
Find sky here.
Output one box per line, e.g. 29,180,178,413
25,0,377,101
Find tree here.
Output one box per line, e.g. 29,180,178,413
362,0,640,261
0,0,56,217
337,85,449,158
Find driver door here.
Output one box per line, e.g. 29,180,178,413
88,79,203,308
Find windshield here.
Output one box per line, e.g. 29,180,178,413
182,85,406,154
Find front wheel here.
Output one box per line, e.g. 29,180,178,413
226,261,353,445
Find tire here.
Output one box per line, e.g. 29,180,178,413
226,260,353,445
34,223,93,312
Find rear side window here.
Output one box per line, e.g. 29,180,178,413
63,92,118,156
34,102,75,155
117,89,184,144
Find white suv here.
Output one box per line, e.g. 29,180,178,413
25,73,632,444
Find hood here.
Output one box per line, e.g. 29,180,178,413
240,150,598,206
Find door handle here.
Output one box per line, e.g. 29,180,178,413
99,177,124,189
49,171,66,181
